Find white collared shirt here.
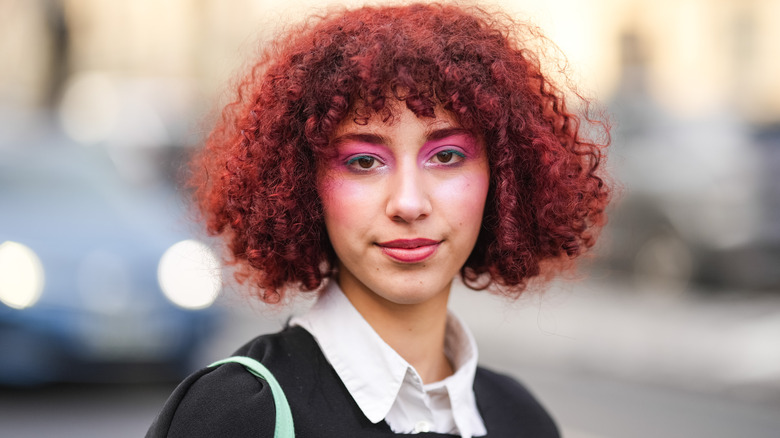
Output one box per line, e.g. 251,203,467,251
290,281,487,437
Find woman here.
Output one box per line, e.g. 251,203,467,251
148,3,609,437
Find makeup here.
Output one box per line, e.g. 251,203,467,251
419,132,480,164
376,239,441,263
317,102,489,309
324,142,390,175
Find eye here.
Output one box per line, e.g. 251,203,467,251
431,149,465,165
346,155,381,170
436,151,455,163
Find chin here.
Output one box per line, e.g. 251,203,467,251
374,276,453,306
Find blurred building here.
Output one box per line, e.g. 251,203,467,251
1,0,778,123
1,0,779,288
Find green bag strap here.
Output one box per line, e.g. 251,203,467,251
209,356,295,438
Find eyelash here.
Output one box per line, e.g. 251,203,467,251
343,148,467,172
346,155,383,171
430,149,466,165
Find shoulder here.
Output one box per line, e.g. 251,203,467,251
474,366,543,405
146,360,275,437
146,327,315,438
474,367,560,438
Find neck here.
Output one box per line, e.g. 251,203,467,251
338,276,454,384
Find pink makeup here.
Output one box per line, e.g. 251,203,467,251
330,142,392,173
420,133,479,157
317,103,489,310
376,238,441,263
328,136,479,173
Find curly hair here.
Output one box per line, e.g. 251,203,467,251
189,2,610,303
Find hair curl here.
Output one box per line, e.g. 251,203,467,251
189,2,610,303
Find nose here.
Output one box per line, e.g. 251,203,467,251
385,164,432,223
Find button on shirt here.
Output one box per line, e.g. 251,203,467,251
290,282,487,437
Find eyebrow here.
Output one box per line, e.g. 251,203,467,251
426,127,473,141
330,127,473,147
330,133,389,147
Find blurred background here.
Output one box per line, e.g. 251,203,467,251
0,0,778,437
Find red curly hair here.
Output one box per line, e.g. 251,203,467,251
190,2,610,303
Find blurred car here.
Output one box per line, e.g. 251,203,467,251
599,112,780,290
595,35,780,290
0,142,222,385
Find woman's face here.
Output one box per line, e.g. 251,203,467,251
317,102,489,309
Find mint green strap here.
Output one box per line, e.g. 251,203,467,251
209,356,295,438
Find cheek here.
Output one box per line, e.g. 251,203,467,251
317,177,375,232
434,169,490,226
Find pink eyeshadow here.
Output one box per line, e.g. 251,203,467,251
419,134,481,162
333,143,391,164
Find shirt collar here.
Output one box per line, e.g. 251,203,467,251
290,280,483,436
424,307,483,437
290,281,408,423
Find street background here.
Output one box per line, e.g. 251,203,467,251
2,277,780,438
1,0,779,437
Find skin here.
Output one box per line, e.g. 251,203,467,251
317,101,490,383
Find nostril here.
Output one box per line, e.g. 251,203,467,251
386,185,431,222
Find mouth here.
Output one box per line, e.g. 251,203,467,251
376,238,441,263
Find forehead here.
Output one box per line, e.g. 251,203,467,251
331,100,462,138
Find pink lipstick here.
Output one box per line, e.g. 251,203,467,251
377,239,440,263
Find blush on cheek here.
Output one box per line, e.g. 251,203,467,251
318,177,372,223
434,171,490,219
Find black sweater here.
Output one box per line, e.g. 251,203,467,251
147,326,560,437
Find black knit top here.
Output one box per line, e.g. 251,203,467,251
147,326,560,437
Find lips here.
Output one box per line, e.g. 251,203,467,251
376,238,440,263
